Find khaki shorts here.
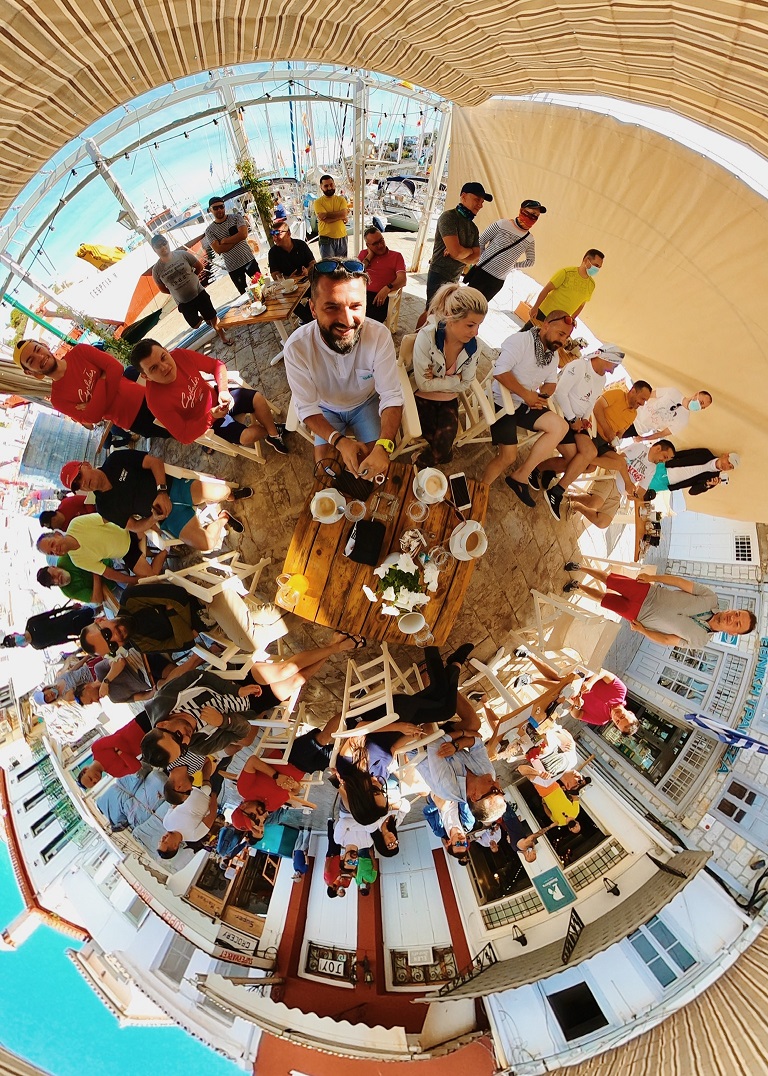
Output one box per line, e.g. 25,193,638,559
589,479,621,521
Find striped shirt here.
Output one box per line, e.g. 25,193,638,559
476,219,536,279
204,212,255,272
172,686,252,736
169,750,208,775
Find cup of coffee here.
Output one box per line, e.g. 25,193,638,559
282,281,297,294
398,611,427,634
310,488,346,523
449,520,488,561
413,467,448,505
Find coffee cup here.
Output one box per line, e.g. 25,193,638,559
413,467,448,505
282,281,297,294
449,520,488,561
398,611,427,634
310,489,346,524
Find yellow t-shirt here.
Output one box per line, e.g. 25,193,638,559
540,266,596,317
543,785,580,826
314,194,348,239
600,386,638,439
68,513,130,576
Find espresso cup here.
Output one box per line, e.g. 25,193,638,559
413,467,448,505
311,488,346,523
449,520,488,561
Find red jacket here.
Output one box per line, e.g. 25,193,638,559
92,717,145,777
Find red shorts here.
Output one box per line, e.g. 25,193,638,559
600,573,651,621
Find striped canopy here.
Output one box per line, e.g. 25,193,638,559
2,2,768,217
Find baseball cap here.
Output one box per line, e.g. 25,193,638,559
728,453,741,468
32,690,47,706
207,196,226,209
13,339,34,367
231,806,264,836
60,460,82,490
461,182,493,202
597,343,625,364
521,199,547,214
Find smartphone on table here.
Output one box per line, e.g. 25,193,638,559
449,472,472,512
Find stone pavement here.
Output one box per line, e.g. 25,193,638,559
148,232,636,728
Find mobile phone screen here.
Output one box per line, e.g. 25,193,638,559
449,472,471,510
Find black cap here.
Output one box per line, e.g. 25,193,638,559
461,182,493,202
521,199,547,214
208,196,226,209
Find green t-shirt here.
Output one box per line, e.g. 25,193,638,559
57,553,114,602
356,855,378,885
539,266,596,317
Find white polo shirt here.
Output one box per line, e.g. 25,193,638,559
492,331,559,409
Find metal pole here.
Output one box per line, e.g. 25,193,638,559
0,251,83,319
2,293,78,345
409,105,452,274
352,76,367,257
218,80,252,169
83,138,152,241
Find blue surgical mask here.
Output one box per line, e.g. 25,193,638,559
688,398,702,412
13,633,27,647
586,265,600,278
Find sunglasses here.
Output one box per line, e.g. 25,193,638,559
210,204,226,211
480,784,504,800
314,259,366,275
552,315,576,328
70,468,84,493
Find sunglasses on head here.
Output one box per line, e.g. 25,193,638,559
552,315,576,328
314,259,366,275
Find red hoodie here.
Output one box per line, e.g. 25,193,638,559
92,717,145,777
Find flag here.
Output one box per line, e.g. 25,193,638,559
684,713,768,755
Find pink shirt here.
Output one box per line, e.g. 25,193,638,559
580,676,628,726
359,247,406,293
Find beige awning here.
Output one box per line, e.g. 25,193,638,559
435,850,710,999
3,4,768,219
449,99,768,523
565,925,768,1076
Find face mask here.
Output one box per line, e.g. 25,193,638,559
688,398,702,412
586,265,600,278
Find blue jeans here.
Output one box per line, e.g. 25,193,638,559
313,395,381,446
318,236,348,260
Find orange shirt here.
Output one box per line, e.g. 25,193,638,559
600,386,638,439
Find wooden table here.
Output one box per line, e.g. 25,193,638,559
220,280,309,366
281,460,488,645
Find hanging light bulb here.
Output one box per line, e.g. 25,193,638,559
184,132,189,139
212,119,218,126
124,153,129,160
154,143,159,150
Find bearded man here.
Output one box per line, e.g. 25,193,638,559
282,262,403,479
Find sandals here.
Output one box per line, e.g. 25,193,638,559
334,630,367,650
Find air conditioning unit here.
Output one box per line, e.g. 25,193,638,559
407,947,434,966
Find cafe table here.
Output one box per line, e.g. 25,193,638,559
281,460,488,646
220,279,309,366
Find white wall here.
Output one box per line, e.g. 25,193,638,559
669,513,758,565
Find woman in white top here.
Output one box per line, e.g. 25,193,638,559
412,283,487,465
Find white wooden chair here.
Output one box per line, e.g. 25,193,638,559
518,589,622,670
253,685,305,764
195,371,282,465
385,288,403,333
147,550,269,603
329,644,422,767
284,394,316,446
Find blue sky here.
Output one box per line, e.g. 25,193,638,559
0,841,238,1075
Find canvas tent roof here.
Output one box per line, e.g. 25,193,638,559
450,98,768,523
2,2,768,219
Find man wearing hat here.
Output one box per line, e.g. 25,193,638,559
12,338,168,438
466,198,546,302
204,195,260,294
417,182,492,328
531,344,627,521
666,448,739,496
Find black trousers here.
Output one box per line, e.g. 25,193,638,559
360,647,459,725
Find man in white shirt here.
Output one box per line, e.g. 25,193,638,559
533,344,625,520
481,311,571,492
158,782,217,859
601,439,676,495
283,264,403,479
629,387,712,442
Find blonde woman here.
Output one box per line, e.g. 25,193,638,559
412,283,488,465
